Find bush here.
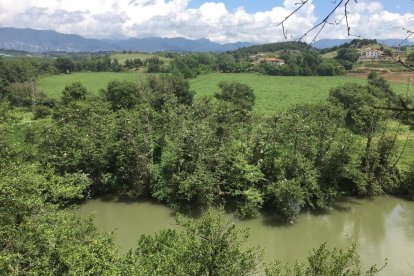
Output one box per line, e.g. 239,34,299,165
33,105,51,120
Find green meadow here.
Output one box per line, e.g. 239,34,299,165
189,73,407,115
37,72,146,98
38,72,408,115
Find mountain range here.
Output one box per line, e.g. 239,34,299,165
0,27,254,53
1,27,412,53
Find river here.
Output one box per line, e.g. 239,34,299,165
76,196,414,275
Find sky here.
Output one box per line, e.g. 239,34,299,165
0,0,413,43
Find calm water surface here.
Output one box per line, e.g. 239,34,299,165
76,197,414,275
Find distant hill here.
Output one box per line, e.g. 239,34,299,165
0,27,254,53
0,27,117,52
230,41,312,57
111,37,254,52
314,39,414,49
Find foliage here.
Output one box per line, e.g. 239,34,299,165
101,81,140,110
61,82,89,105
266,243,384,276
136,209,264,276
336,48,360,64
214,81,255,112
33,105,51,119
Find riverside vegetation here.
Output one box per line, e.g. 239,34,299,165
0,46,413,274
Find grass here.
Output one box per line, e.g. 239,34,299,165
38,72,408,112
354,61,407,72
112,53,171,65
37,72,146,98
189,73,407,115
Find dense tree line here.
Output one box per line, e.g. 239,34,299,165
230,41,311,60
171,50,345,78
11,72,408,221
319,39,378,54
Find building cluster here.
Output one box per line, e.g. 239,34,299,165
250,53,285,65
359,47,407,61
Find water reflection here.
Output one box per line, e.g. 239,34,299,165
76,196,414,275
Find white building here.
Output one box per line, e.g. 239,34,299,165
361,50,383,60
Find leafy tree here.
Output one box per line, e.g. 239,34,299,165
144,74,194,110
266,243,383,276
336,48,360,63
335,48,360,70
101,81,140,110
136,209,264,276
54,57,76,73
214,81,255,112
61,82,88,105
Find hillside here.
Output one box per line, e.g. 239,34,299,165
0,27,254,53
0,27,118,52
230,41,311,57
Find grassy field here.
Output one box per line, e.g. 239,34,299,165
38,72,408,112
112,53,171,65
37,72,147,98
189,73,407,115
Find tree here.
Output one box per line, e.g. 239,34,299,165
407,52,414,62
136,209,264,275
266,243,384,276
61,82,88,105
336,48,360,70
336,48,360,63
54,57,76,74
101,81,140,110
214,81,255,112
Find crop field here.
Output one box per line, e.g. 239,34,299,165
37,72,147,98
112,53,172,64
354,60,408,72
38,72,408,112
189,73,407,115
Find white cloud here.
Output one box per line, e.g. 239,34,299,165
0,0,412,42
321,0,414,41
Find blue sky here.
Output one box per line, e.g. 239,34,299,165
188,0,413,18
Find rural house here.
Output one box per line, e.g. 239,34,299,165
360,49,383,60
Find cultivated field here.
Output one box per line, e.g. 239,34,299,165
348,71,414,84
37,72,408,113
189,73,408,115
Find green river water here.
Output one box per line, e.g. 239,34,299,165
77,197,414,275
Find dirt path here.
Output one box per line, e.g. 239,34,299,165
348,72,414,83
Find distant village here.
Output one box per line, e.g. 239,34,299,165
359,47,407,61
249,53,285,65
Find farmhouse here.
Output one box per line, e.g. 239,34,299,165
264,57,285,65
360,49,383,60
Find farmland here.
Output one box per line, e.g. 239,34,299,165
37,72,409,114
190,73,408,114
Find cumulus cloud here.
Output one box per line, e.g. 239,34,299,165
321,0,414,41
0,0,412,42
